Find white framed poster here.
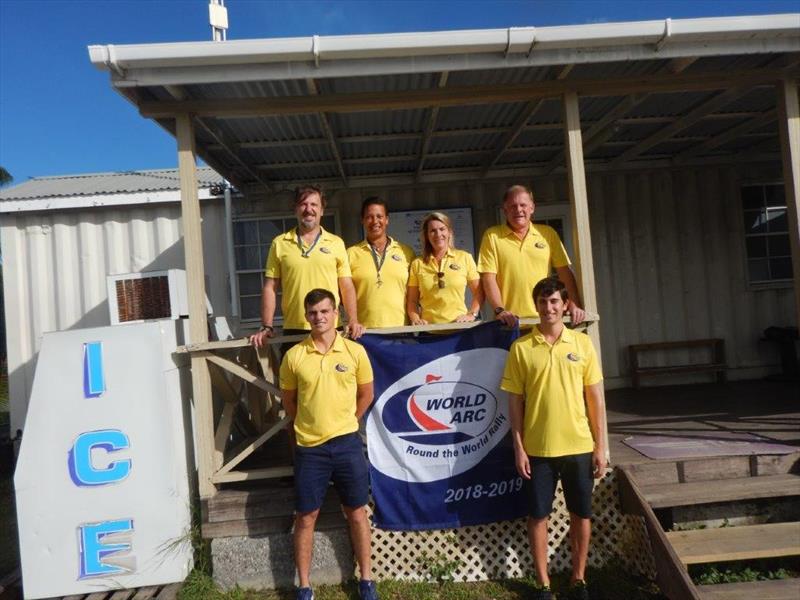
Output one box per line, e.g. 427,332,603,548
387,207,475,257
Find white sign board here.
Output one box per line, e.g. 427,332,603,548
14,321,193,599
387,207,475,256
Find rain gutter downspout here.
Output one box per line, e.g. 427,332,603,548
223,184,239,318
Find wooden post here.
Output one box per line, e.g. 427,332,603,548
562,92,602,365
177,113,216,498
777,79,800,329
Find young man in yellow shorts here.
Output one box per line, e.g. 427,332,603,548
501,277,607,600
279,288,377,600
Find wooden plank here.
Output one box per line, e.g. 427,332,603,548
176,113,215,499
0,568,20,594
697,578,800,600
214,415,291,477
212,464,294,483
130,587,160,600
640,473,800,509
666,522,800,565
616,466,701,599
682,456,753,483
139,66,796,118
155,583,182,600
674,109,777,163
213,399,236,470
108,590,136,600
630,339,722,351
175,313,602,353
85,594,110,600
611,87,751,166
482,98,546,175
777,79,800,330
202,509,346,539
306,78,347,187
563,91,602,370
203,353,282,397
634,362,725,375
208,486,340,522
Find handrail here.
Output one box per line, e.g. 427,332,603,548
175,312,600,354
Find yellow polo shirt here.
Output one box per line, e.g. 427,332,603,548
408,249,479,324
279,333,374,447
477,223,570,318
500,326,602,457
347,238,415,328
265,227,351,330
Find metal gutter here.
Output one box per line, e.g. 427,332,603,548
0,188,219,214
88,14,800,74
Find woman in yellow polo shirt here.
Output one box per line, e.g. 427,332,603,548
406,212,484,325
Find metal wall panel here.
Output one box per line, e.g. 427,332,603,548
2,201,230,434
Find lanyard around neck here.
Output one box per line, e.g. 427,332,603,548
297,229,322,258
369,237,391,275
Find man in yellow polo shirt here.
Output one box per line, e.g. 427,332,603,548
347,197,415,328
501,277,606,600
280,288,378,600
250,185,365,349
478,184,586,327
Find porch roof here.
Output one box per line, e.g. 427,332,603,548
88,14,800,192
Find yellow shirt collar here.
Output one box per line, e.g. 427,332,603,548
283,225,332,242
301,332,346,355
426,247,456,264
501,222,542,240
532,325,575,345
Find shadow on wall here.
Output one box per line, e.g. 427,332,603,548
9,231,230,436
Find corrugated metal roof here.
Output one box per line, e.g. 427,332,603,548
0,167,223,201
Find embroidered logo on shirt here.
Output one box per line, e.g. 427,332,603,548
448,263,461,270
566,353,581,362
391,254,403,261
535,241,547,249
319,246,331,254
335,363,349,372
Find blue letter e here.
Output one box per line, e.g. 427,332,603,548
68,429,131,487
78,519,135,579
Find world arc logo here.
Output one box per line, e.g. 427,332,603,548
367,348,510,484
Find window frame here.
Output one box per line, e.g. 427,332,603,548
740,181,793,290
233,210,341,324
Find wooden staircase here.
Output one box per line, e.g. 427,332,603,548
618,453,800,600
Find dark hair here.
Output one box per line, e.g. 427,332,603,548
532,276,568,303
304,288,337,310
503,184,534,204
295,185,326,208
361,196,388,218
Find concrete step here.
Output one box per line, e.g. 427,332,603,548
697,577,800,600
639,473,800,509
666,521,800,565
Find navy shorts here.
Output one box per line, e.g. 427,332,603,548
527,452,594,519
293,432,369,513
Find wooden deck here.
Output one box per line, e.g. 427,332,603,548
607,379,800,467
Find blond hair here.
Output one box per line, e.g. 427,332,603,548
420,211,455,261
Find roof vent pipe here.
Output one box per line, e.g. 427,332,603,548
655,18,672,51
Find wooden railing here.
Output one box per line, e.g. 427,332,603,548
176,313,599,491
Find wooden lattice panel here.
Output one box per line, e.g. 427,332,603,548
368,469,656,582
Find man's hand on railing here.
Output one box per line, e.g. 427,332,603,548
567,301,586,325
345,320,366,340
249,325,275,348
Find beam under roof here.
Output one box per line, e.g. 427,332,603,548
416,71,449,181
306,78,347,187
673,109,777,163
482,99,546,176
609,86,752,165
139,67,797,118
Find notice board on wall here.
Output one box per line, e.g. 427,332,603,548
387,207,475,256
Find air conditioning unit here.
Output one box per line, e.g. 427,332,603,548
106,269,211,325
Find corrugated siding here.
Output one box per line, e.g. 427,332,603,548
2,201,230,433
324,164,794,385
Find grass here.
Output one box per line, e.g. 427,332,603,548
690,558,798,585
178,560,664,600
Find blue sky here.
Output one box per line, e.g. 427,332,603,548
0,0,797,183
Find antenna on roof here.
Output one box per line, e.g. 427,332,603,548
209,0,228,41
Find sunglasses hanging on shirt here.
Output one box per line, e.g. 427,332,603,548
437,271,445,289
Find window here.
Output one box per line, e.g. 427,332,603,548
741,184,792,285
233,214,337,321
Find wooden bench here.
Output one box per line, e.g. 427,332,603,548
629,338,726,388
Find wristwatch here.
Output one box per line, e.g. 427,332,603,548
472,311,482,320
260,324,274,333
494,307,505,315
